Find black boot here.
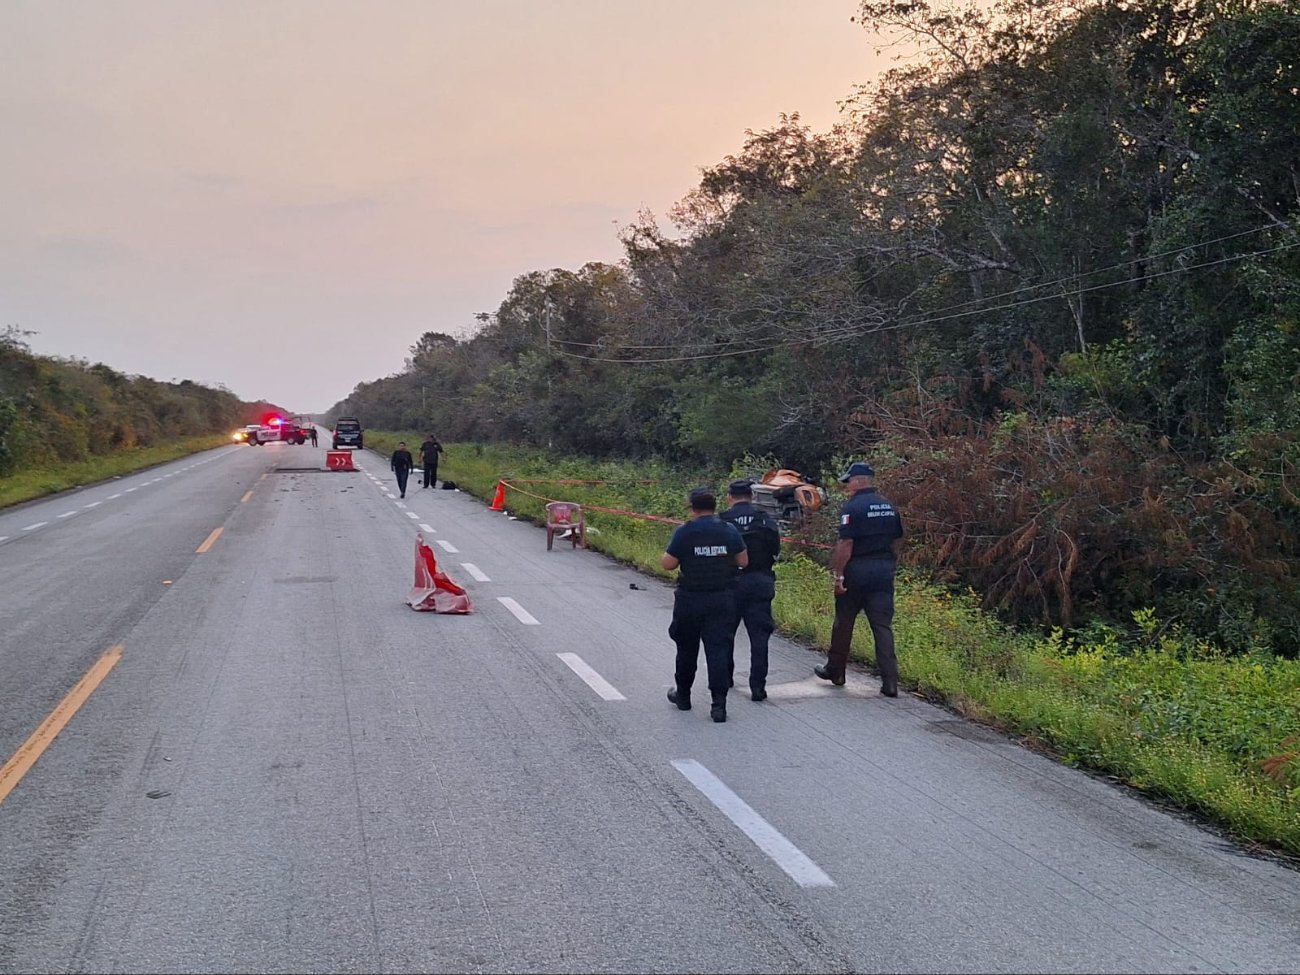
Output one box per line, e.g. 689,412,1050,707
750,684,767,702
881,677,899,698
710,691,727,723
814,664,845,686
667,687,691,711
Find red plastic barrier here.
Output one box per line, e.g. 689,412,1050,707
406,533,473,613
326,450,357,471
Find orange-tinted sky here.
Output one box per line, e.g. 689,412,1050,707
1,1,889,411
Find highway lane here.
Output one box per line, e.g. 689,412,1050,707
1,442,1298,973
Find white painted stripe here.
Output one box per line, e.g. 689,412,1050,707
395,502,407,509
497,597,540,625
671,760,835,888
57,512,77,519
405,512,420,519
23,523,47,531
557,653,626,701
436,539,459,553
108,494,122,499
418,523,436,533
0,536,7,542
84,501,101,508
461,563,489,582
385,492,395,498
124,487,136,493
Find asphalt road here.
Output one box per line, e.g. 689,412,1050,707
1,442,1297,974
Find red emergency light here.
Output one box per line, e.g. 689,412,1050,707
262,413,284,426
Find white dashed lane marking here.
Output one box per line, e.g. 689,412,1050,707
436,540,459,553
57,512,77,519
419,523,436,533
108,494,121,499
557,653,626,701
461,563,489,582
671,759,835,889
497,597,539,625
23,523,47,532
84,501,101,508
405,512,419,520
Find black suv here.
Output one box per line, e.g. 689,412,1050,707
332,417,363,450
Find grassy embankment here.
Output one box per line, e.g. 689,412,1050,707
0,434,232,509
371,432,1300,858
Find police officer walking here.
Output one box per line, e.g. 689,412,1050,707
815,462,905,697
662,488,748,723
390,441,414,499
720,479,781,701
419,433,444,489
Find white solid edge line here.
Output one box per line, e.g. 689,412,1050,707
435,539,459,553
670,759,835,889
556,652,626,701
460,562,490,582
497,596,540,625
419,523,435,532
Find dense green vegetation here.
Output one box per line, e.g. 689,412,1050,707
0,328,280,503
369,435,1300,857
334,0,1299,659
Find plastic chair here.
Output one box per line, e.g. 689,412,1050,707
545,502,587,550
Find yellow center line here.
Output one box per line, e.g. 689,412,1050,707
196,527,224,553
0,645,124,806
240,490,254,503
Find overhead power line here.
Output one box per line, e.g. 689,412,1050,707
554,237,1300,365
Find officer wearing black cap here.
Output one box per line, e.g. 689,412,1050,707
815,461,905,697
662,487,748,723
719,479,781,701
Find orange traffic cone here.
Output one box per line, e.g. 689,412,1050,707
489,479,507,511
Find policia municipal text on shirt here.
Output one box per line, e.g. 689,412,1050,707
661,488,748,723
815,461,905,697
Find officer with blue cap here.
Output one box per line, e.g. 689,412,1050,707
662,487,748,722
814,461,905,697
719,478,781,701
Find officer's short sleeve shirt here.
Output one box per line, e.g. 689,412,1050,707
838,488,903,560
667,517,746,591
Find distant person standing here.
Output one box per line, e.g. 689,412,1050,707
390,441,414,499
719,479,781,701
815,462,905,697
662,488,748,723
419,434,444,489
309,425,318,447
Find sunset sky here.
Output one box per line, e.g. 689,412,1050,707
1,1,890,412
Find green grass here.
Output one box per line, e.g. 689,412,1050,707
372,434,1300,857
0,435,233,509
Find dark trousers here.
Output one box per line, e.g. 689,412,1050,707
729,572,775,689
422,462,438,488
827,584,897,683
670,589,736,700
394,468,410,495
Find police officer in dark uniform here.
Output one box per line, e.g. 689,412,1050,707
662,488,748,723
720,479,781,702
815,462,905,697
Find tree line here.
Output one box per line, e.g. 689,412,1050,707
0,328,280,475
329,0,1300,655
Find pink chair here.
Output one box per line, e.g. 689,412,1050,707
545,502,587,550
